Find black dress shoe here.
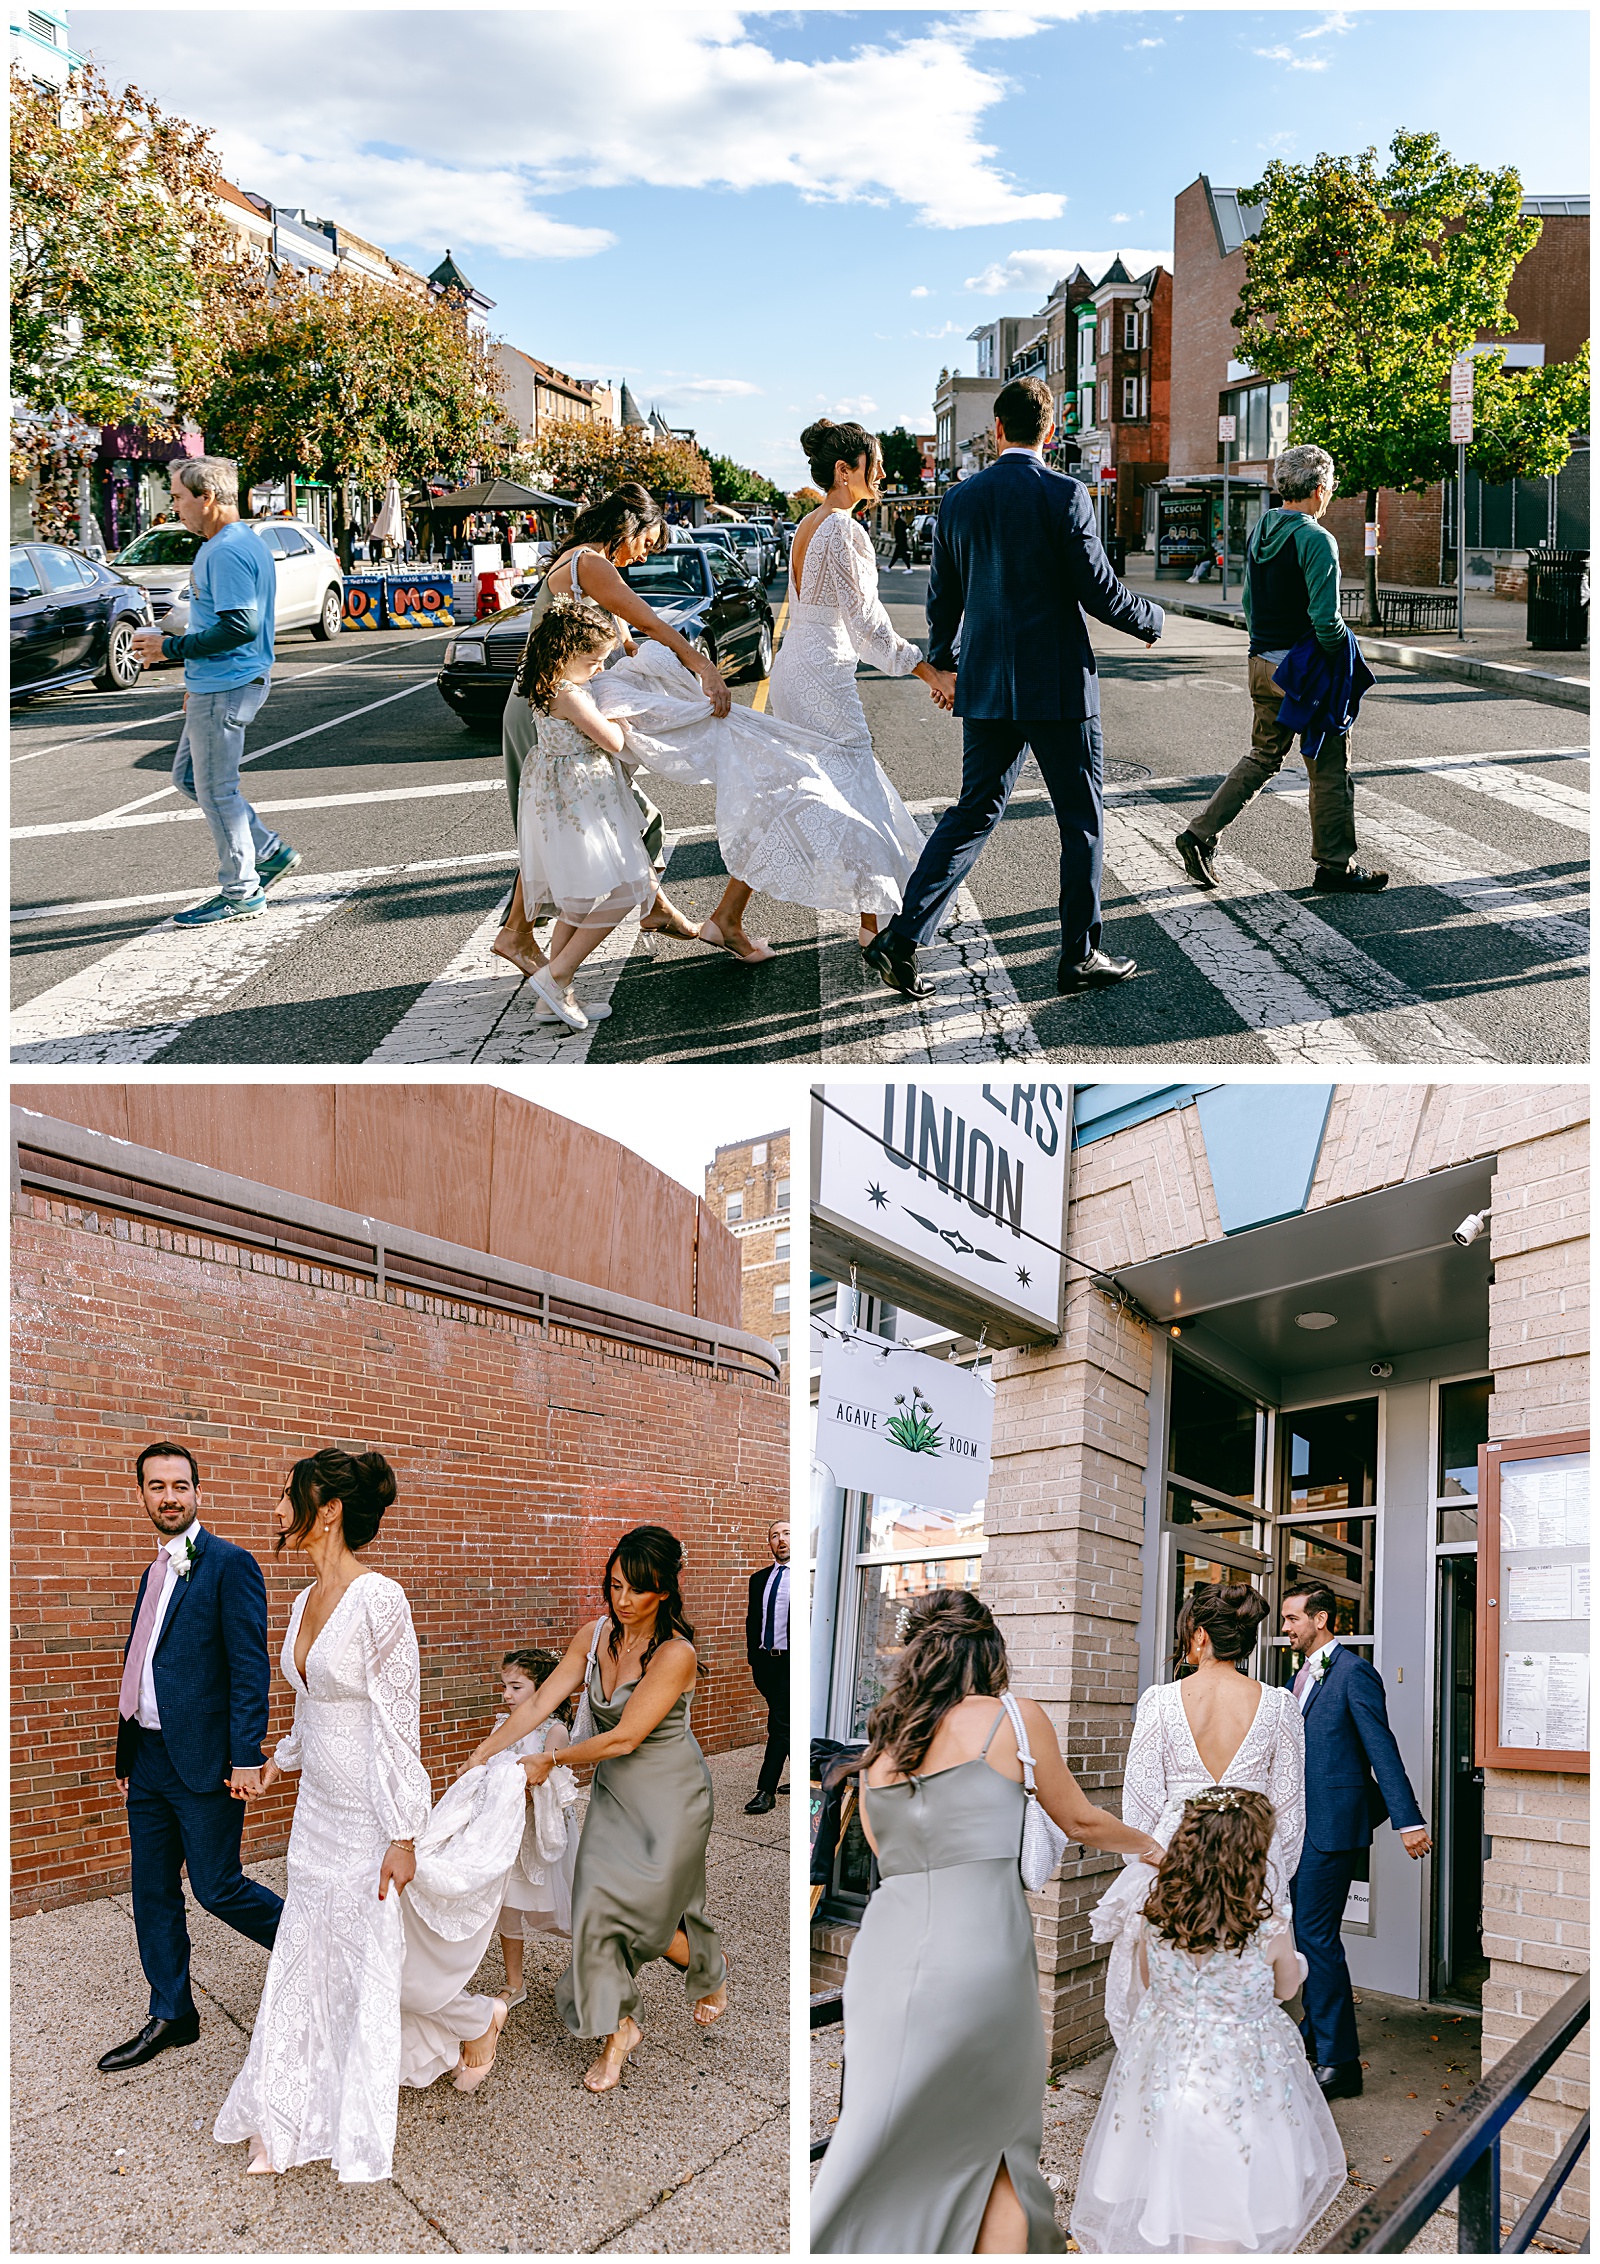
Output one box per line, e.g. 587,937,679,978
1174,829,1220,888
862,930,933,1000
1312,863,1389,893
1057,948,1137,995
1313,2060,1364,2100
98,2012,201,2072
744,1790,777,1815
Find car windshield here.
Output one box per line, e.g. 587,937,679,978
112,527,203,568
623,553,707,599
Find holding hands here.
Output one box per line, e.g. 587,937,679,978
914,661,956,711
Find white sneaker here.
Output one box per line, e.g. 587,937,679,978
533,988,610,1024
502,1986,528,2010
528,968,587,1030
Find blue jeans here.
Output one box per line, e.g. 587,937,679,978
885,716,1106,964
126,1729,282,2021
171,677,280,899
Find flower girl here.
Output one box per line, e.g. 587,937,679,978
491,1649,578,2009
1070,1786,1346,2255
513,595,659,1033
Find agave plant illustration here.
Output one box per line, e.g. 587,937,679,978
885,1386,943,1457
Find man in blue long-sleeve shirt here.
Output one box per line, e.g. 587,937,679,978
1174,442,1387,896
132,458,301,926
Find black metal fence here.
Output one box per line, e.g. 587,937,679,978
1321,1975,1589,2254
1340,586,1461,634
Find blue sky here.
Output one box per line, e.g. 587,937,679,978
76,9,1590,485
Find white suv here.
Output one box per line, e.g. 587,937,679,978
109,518,345,644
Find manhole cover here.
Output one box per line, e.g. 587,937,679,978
1105,759,1152,784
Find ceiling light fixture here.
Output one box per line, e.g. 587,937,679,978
1294,1311,1338,1330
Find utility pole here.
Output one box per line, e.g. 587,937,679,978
1450,357,1474,643
1218,414,1236,603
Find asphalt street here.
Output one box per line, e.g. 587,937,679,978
10,567,1589,1065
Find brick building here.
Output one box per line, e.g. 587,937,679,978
1075,260,1173,547
11,1085,786,1917
491,343,614,447
1167,176,1589,587
705,1130,793,1365
812,1079,1587,2246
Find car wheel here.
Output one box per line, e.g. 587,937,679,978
311,585,344,641
95,618,141,691
746,620,774,682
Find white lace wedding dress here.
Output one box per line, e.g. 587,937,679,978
1091,1680,1306,2049
213,1576,530,2181
589,512,926,917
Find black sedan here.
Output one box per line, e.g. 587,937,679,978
11,540,154,700
436,543,774,734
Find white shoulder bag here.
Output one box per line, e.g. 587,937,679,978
569,1618,605,1746
1000,1692,1070,1892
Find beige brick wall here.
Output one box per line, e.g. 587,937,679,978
1480,1104,1591,2246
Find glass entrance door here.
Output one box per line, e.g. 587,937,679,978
1432,1552,1487,2003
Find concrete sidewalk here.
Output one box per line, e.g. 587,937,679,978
13,1746,789,2255
810,1986,1586,2252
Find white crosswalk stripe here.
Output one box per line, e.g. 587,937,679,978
368,900,645,1064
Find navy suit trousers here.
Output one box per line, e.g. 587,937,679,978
1291,1845,1363,2066
887,717,1106,962
127,1728,283,2020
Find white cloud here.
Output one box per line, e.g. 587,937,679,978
1253,44,1330,69
914,322,964,338
910,285,932,297
1299,10,1354,35
965,247,1173,294
1127,36,1165,48
74,10,1065,247
1110,212,1131,224
831,396,881,419
657,377,764,399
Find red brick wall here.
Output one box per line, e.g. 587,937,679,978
11,1185,787,1915
1323,487,1445,589
1489,214,1590,366
1170,179,1247,480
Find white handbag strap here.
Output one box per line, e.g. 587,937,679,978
999,1692,1038,1794
586,1617,605,1675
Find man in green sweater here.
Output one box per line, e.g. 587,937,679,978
1175,442,1387,893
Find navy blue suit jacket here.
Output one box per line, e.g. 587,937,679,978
926,451,1164,721
115,1526,272,1794
1299,1641,1424,1854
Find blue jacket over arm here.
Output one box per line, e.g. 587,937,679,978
926,451,1164,721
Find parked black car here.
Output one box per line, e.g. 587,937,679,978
11,540,154,699
435,544,775,734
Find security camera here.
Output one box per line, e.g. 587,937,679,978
1370,1360,1394,1379
1453,1209,1491,1248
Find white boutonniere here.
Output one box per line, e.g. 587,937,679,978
176,1534,199,1582
1311,1649,1331,1685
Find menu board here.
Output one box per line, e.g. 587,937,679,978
1478,1433,1590,1770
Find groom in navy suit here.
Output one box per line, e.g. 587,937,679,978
864,373,1164,1000
99,1442,283,2073
1282,1583,1431,2101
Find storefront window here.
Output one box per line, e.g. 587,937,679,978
1166,1484,1256,1534
1437,1377,1491,1540
1162,1357,1269,1679
850,1551,983,1738
1286,1397,1378,1509
1168,1359,1261,1506
1277,1516,1375,1631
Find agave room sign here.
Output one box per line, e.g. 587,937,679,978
814,1335,993,1514
811,1082,1073,1347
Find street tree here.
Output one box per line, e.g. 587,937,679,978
530,417,711,505
10,63,241,431
199,269,511,565
706,452,790,514
876,426,924,489
1233,130,1588,623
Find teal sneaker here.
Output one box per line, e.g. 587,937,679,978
173,890,267,927
256,844,302,888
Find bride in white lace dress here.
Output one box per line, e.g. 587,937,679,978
1093,1585,1305,2048
214,1452,521,2184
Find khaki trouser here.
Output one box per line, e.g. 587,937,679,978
1190,653,1359,871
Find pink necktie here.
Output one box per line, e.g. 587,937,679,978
119,1554,175,1721
1293,1659,1313,1700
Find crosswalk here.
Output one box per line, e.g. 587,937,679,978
10,746,1588,1066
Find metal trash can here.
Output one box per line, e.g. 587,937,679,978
1106,535,1128,577
1526,548,1589,651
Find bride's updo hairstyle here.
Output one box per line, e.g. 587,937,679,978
277,1447,397,1553
1171,1581,1268,1674
1142,1786,1275,1954
800,417,878,490
548,485,662,569
602,1524,701,1672
861,1587,1008,1778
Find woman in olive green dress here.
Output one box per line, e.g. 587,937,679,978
466,1526,727,2093
810,1591,1164,2255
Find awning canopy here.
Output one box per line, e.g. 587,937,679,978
421,478,575,513
1108,1157,1495,1393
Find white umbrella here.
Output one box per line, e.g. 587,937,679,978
369,476,404,545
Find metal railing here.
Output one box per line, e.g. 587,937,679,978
1321,1975,1589,2254
1340,585,1461,634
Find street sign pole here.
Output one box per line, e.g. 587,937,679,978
1217,415,1237,604
1450,358,1474,644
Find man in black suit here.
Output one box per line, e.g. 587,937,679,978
864,373,1164,1002
744,1520,790,1815
1282,1582,1430,2101
100,1442,284,2073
